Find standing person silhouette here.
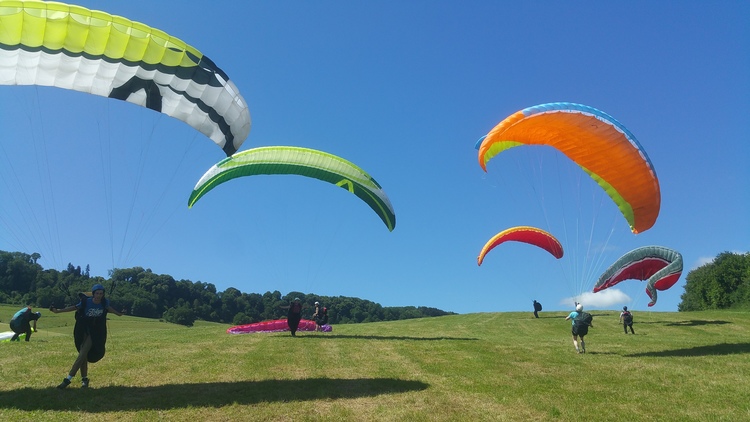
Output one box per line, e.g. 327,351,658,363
532,300,542,318
280,297,303,336
620,306,635,334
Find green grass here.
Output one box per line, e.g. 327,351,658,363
1,304,749,421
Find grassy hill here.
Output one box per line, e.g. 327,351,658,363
1,303,748,421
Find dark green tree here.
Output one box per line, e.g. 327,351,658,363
163,305,196,327
679,252,750,311
2,249,457,325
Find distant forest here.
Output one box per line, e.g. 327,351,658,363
0,250,455,326
678,251,750,311
4,250,747,325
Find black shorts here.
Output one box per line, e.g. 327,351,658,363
10,320,29,334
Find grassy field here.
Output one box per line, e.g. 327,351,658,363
1,303,748,421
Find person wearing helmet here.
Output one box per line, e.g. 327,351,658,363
51,283,125,389
312,301,321,331
565,303,593,354
9,306,41,341
619,306,635,334
312,301,329,331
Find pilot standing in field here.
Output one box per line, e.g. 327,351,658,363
533,300,542,318
280,297,303,336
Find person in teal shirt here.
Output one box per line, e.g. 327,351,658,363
9,307,40,341
565,303,591,354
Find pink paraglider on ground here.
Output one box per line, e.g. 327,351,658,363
227,319,332,334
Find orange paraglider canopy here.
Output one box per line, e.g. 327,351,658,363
478,103,660,234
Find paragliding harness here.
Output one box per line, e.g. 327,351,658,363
315,307,329,325
622,311,633,325
573,311,593,336
533,302,542,312
288,301,303,316
74,293,109,363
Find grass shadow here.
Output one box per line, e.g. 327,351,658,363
291,334,478,341
634,320,731,326
625,342,750,357
533,313,613,318
0,377,429,412
664,320,731,326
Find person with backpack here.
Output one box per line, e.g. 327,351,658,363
280,297,303,336
533,300,542,318
9,306,41,341
620,306,635,334
565,303,593,354
312,302,329,331
50,283,125,389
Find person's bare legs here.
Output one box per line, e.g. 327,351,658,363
58,335,92,389
68,335,92,378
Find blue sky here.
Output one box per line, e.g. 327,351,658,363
1,1,748,314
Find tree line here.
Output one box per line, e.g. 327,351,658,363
0,250,455,326
678,251,750,311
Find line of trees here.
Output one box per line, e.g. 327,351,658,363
678,251,750,311
0,250,455,326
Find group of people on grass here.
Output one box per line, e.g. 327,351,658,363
8,286,331,389
280,297,329,336
7,287,638,390
564,303,635,354
530,300,635,354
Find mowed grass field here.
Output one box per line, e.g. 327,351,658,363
1,303,749,421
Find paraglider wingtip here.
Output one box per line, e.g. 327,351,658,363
474,135,487,150
223,143,238,157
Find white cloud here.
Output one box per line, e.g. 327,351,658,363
693,256,714,270
692,250,747,270
560,289,631,309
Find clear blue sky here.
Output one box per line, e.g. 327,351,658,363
1,1,748,314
